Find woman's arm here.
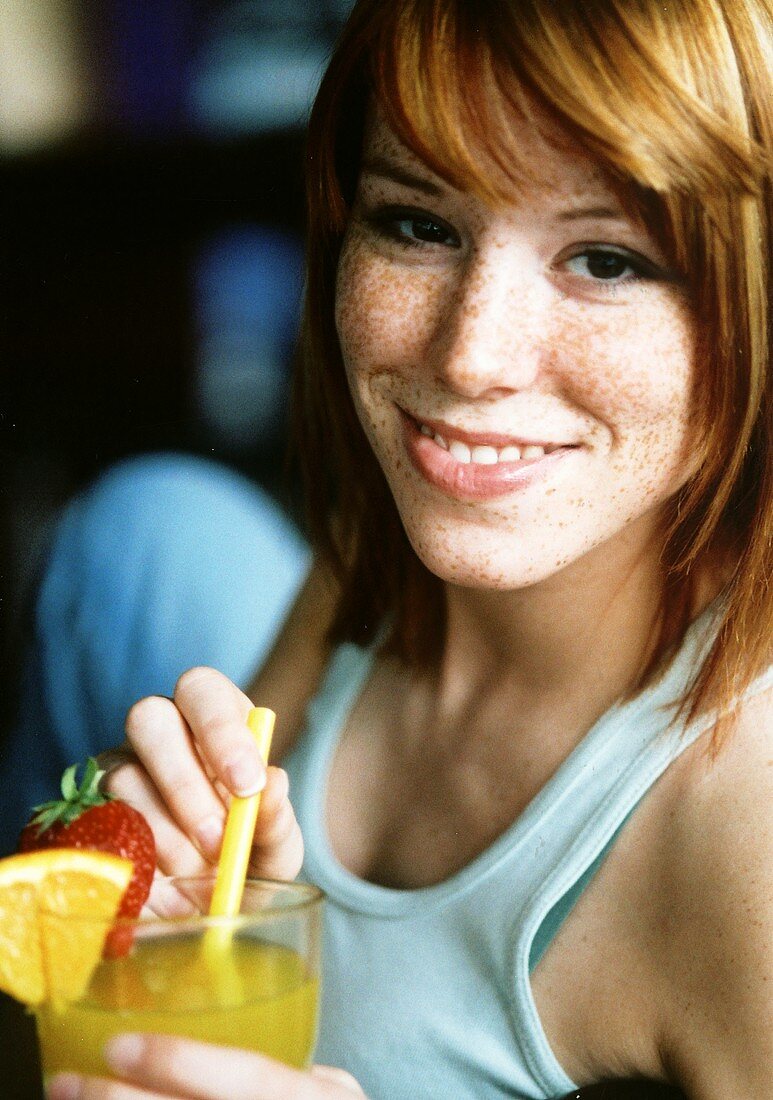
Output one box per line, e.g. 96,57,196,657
656,686,773,1098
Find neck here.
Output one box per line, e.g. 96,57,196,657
437,529,668,720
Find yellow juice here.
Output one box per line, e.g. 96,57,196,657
36,935,319,1078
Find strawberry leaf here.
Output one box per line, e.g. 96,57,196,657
28,757,114,832
60,764,79,802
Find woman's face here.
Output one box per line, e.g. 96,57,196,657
335,111,697,590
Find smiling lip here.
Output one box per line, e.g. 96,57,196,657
401,410,578,501
411,414,571,451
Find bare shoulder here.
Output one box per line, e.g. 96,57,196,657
246,557,340,761
652,680,773,1098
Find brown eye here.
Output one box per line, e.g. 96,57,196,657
368,205,460,249
584,251,630,279
402,217,452,244
563,246,659,284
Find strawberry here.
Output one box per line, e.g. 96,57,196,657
19,757,156,956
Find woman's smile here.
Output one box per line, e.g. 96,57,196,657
335,109,697,589
401,409,581,501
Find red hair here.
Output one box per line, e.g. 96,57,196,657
293,0,772,743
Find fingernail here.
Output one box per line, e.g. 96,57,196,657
226,753,265,797
46,1074,81,1100
196,813,224,857
105,1032,145,1072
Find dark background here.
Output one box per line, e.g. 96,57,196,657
1,1,349,741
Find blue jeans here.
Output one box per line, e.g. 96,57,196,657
1,453,309,854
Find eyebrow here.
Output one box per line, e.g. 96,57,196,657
360,156,446,197
556,205,626,222
362,156,630,224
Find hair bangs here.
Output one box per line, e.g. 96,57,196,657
368,2,540,205
364,0,768,217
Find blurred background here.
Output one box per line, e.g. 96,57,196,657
1,0,355,739
0,3,353,1090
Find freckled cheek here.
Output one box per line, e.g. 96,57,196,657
335,247,446,382
560,305,695,433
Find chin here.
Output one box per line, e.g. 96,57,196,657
402,525,572,591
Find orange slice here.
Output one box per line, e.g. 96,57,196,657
0,849,132,1006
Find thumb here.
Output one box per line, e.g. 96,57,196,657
311,1064,366,1094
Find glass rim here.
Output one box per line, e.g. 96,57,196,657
40,875,325,931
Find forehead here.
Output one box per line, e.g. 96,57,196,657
360,106,623,212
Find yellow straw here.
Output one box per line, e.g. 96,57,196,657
208,706,275,921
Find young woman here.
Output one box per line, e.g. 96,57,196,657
46,0,771,1097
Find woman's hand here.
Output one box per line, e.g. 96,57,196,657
100,666,304,882
46,1035,365,1099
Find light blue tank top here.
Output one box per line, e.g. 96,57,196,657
283,611,773,1099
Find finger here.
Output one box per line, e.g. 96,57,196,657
104,752,216,875
47,1069,164,1099
172,667,267,797
104,1034,365,1099
94,747,138,789
124,695,230,861
248,768,304,881
107,764,213,878
311,1066,365,1094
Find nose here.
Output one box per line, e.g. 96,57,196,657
427,246,548,399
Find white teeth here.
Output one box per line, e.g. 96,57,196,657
499,445,521,462
470,445,499,465
449,440,472,463
521,444,545,460
418,422,555,465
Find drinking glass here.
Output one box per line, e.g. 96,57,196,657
35,876,323,1082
